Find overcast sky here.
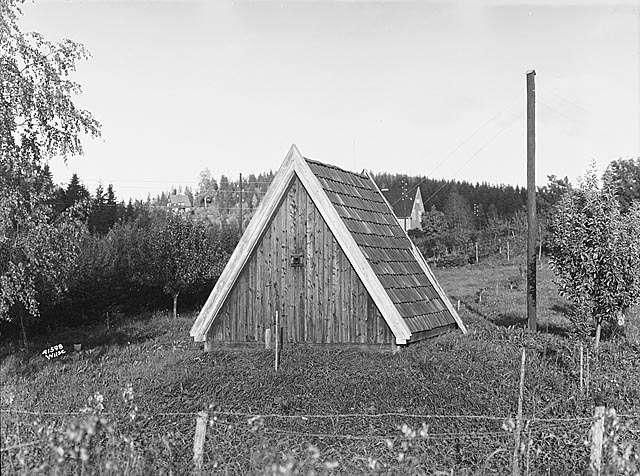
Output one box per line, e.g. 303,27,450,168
21,1,640,201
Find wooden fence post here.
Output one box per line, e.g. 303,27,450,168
265,328,271,350
584,348,591,396
274,310,280,372
579,344,584,395
589,406,605,475
193,410,208,472
512,348,526,476
276,326,284,369
204,338,213,353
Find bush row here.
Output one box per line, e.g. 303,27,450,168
33,212,239,334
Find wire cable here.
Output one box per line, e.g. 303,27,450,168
388,96,522,209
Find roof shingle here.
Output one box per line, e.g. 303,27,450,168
305,158,456,334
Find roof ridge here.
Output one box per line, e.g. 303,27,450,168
303,157,368,179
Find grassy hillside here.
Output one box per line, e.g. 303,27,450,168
1,261,638,474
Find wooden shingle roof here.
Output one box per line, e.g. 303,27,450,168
306,159,457,334
168,194,192,208
381,186,414,218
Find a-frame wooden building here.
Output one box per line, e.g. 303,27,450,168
190,145,466,347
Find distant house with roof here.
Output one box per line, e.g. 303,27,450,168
167,193,192,214
190,145,466,349
381,183,425,232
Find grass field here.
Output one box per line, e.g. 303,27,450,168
1,259,638,474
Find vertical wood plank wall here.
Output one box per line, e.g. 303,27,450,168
208,176,395,344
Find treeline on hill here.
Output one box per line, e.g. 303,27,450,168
372,173,531,266
372,173,528,218
372,159,638,267
50,170,143,234
150,168,275,230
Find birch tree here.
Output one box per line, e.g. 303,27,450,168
0,0,100,344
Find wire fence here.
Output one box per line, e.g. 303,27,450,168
2,406,638,474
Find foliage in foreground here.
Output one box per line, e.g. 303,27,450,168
1,308,638,474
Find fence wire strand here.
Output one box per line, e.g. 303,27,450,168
4,407,635,422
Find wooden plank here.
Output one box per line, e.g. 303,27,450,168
234,277,240,340
256,242,263,339
285,183,293,341
356,280,364,343
284,183,292,341
299,182,307,342
330,236,337,342
263,227,270,333
226,305,231,341
366,296,375,344
339,251,345,342
305,189,313,342
327,216,334,343
373,304,380,343
590,406,605,475
512,348,526,476
267,224,274,331
319,204,326,343
276,187,284,331
235,269,241,341
249,253,256,341
293,180,299,342
343,251,349,342
192,411,208,472
282,186,289,337
242,263,248,340
242,260,248,340
285,182,292,341
312,199,320,342
352,270,358,344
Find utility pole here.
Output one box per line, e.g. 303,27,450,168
239,173,243,236
526,70,537,331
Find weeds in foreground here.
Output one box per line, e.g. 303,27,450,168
3,382,638,474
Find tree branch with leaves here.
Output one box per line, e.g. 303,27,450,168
547,165,640,349
1,0,100,345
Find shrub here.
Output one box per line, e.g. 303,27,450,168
129,211,233,318
35,212,239,333
547,167,640,348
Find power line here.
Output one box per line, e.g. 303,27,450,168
547,89,589,114
539,100,584,124
388,96,522,209
421,110,523,209
79,179,273,185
